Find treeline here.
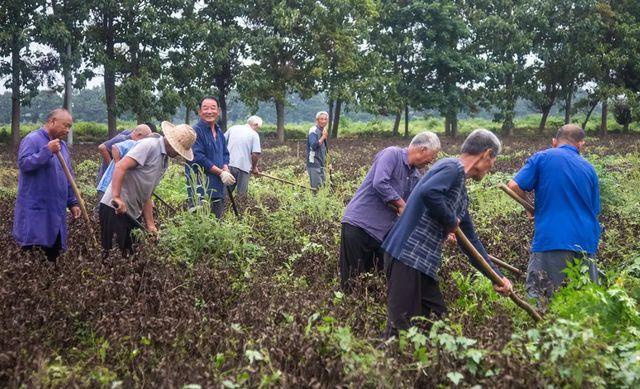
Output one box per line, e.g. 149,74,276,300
1,0,639,146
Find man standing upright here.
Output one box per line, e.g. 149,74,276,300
508,124,601,299
339,132,441,290
307,111,329,189
186,96,236,219
225,115,262,196
13,108,81,262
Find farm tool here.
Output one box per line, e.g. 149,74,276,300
256,172,318,193
152,192,177,214
455,227,543,322
227,187,241,220
488,255,524,276
111,200,148,232
55,151,98,246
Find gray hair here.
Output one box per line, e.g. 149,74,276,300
315,111,329,120
555,124,584,144
247,115,263,127
45,108,71,123
461,129,502,157
409,131,441,150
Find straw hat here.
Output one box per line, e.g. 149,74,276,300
161,121,196,161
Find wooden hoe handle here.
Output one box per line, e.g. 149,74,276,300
454,227,542,322
498,183,534,214
55,152,98,247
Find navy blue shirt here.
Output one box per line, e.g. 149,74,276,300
186,119,230,200
382,158,502,280
514,144,601,255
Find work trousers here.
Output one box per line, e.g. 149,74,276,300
229,166,250,195
307,166,325,189
384,252,447,338
22,232,62,262
526,250,600,299
339,222,384,291
99,203,139,257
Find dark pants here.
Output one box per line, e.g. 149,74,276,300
22,232,62,262
339,223,384,291
526,250,600,299
99,203,138,257
384,252,447,338
211,198,224,220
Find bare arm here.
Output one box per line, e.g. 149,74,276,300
98,143,111,164
142,198,156,231
251,152,260,173
112,145,122,163
110,156,139,214
507,179,527,199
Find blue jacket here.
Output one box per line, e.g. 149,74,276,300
13,128,78,250
186,119,230,200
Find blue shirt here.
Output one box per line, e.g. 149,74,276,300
96,129,132,184
96,139,136,193
514,144,601,255
342,147,421,242
382,158,502,280
13,128,78,250
307,125,327,168
186,119,230,200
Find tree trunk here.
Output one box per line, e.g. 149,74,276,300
331,99,341,139
63,42,73,145
581,99,598,130
10,32,21,148
185,106,191,124
103,12,117,139
218,92,227,132
450,112,458,138
624,122,629,133
564,87,573,124
600,99,608,136
328,99,334,133
404,104,409,138
392,110,401,136
444,114,450,136
275,99,285,143
502,112,515,137
538,107,552,134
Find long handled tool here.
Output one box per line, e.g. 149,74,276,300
55,151,98,246
256,172,318,193
227,187,240,220
498,183,534,214
489,255,524,276
152,192,177,214
111,200,148,232
454,227,543,322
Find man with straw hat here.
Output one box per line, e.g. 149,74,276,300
99,121,196,256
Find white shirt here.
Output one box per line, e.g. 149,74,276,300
224,124,261,173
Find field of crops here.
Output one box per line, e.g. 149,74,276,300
1,134,640,387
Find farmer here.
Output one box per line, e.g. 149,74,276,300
382,129,513,337
96,124,153,201
306,111,329,189
13,108,81,262
185,96,235,219
339,131,441,291
224,115,262,195
99,121,196,256
507,124,601,299
97,122,157,184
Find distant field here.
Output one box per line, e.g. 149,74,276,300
0,113,637,144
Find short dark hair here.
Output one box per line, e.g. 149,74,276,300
199,96,220,109
461,129,502,157
45,108,71,123
143,122,157,133
555,124,585,144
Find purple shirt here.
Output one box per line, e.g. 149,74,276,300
342,147,421,242
13,128,78,250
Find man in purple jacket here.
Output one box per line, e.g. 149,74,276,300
339,131,441,290
13,108,81,262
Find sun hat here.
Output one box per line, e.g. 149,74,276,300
161,121,196,161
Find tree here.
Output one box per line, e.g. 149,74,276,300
0,0,57,147
239,0,322,143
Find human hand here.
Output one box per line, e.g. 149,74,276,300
251,166,260,175
111,197,127,215
526,210,534,221
445,233,456,245
493,277,513,296
396,204,405,216
146,223,158,234
321,128,329,140
448,218,461,234
220,171,236,185
70,206,81,219
48,139,61,153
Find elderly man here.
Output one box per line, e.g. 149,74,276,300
507,124,600,299
13,108,81,262
100,121,196,256
186,96,235,219
224,115,262,195
339,131,441,291
307,111,329,189
382,129,513,337
96,124,153,200
97,122,157,184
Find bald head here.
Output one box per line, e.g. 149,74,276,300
44,108,73,139
555,124,585,145
131,124,152,140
